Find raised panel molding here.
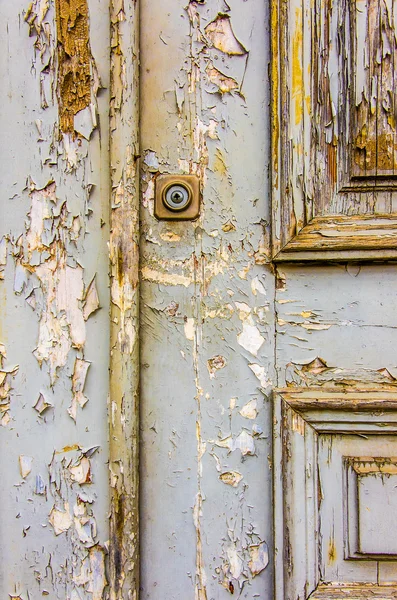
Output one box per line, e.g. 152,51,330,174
271,0,397,261
273,387,397,599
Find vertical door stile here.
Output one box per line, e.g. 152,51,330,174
109,1,141,598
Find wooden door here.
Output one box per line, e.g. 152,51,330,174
139,1,274,598
140,0,397,599
272,0,397,597
2,0,397,598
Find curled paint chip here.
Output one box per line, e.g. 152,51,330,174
205,14,248,55
68,358,91,421
83,276,100,320
35,474,46,495
206,65,239,94
33,392,53,414
69,456,92,485
248,363,271,389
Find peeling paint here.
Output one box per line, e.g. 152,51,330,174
33,392,53,414
207,355,227,378
219,471,243,487
239,398,258,420
206,64,239,95
69,358,91,421
248,541,269,577
55,0,93,133
19,456,33,479
204,14,248,56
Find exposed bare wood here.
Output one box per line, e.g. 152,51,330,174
272,0,397,261
109,0,140,598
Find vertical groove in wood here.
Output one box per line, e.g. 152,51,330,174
109,1,140,598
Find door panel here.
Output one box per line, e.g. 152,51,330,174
274,389,397,598
139,0,397,598
272,0,397,260
139,0,274,598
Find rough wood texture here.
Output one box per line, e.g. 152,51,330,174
109,0,140,598
272,0,397,261
55,0,92,133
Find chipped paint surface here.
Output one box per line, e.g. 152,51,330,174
272,0,397,260
0,0,109,596
108,0,140,597
4,0,397,597
140,0,273,598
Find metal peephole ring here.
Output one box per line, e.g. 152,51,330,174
155,174,200,220
163,182,192,211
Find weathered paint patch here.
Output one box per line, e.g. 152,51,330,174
140,1,273,598
248,541,269,576
219,471,243,487
33,392,53,414
69,358,91,420
239,398,258,420
204,14,248,56
19,455,33,479
15,182,96,387
206,64,239,95
55,0,92,133
0,343,19,426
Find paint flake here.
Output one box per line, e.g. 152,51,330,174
205,14,248,55
248,541,269,576
68,358,91,421
33,392,53,414
74,106,95,140
49,503,72,535
69,456,92,484
239,398,258,420
248,363,271,388
251,276,267,296
19,455,33,479
227,544,243,579
141,266,192,288
237,319,265,356
207,355,227,378
83,276,100,320
184,318,195,341
88,546,107,599
219,471,243,487
234,430,255,456
206,65,239,94
35,474,46,495
212,430,255,456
